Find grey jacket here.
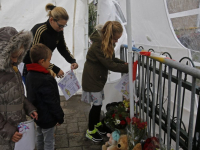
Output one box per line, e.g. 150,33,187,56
0,27,36,150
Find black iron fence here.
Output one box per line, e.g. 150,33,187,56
120,45,200,150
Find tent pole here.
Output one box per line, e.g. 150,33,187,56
72,0,77,56
96,0,100,25
126,0,134,118
85,0,89,59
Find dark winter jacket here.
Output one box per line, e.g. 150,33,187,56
26,63,64,129
82,28,128,92
0,27,36,150
23,19,76,74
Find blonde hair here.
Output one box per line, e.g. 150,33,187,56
45,3,69,21
101,21,123,59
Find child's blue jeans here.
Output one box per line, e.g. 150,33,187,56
36,126,55,150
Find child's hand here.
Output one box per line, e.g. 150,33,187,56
11,132,23,142
31,111,38,120
56,123,61,126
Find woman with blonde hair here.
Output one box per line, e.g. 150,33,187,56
81,21,128,142
23,3,78,82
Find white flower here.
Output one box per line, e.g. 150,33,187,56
114,119,120,125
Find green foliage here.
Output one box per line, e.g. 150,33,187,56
89,3,97,36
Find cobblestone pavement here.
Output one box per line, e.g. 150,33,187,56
55,95,108,150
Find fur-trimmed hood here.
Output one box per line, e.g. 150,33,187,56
0,27,33,71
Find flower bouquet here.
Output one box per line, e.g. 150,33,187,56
104,100,130,131
126,116,147,150
143,137,174,150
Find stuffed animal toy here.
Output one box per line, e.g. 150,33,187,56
132,143,142,150
102,131,120,150
117,135,128,150
102,134,128,150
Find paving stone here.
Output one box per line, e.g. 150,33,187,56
78,117,87,122
64,114,73,117
60,96,66,101
83,145,102,150
68,132,92,147
84,112,89,121
63,108,77,115
55,135,69,148
67,123,79,133
73,112,86,118
78,122,88,132
57,124,68,129
65,116,78,123
57,147,82,150
60,102,65,107
78,122,87,126
55,95,108,149
55,128,67,135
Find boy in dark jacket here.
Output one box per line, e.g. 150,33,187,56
26,43,64,150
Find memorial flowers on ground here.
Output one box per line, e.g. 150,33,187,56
126,116,147,149
104,100,130,130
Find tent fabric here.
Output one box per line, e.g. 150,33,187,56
97,0,194,114
130,0,191,61
0,0,89,94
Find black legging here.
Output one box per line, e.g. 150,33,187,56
88,105,102,131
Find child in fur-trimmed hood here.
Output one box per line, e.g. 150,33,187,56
0,27,38,150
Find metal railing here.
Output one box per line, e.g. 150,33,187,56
120,45,200,150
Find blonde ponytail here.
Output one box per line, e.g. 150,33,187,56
45,3,69,21
101,21,123,59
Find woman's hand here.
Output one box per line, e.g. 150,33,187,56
71,63,78,70
57,69,64,78
11,132,23,142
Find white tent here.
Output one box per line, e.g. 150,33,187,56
0,0,195,109
97,0,195,116
0,0,91,94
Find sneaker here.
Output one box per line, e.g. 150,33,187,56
95,122,107,135
86,129,103,142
